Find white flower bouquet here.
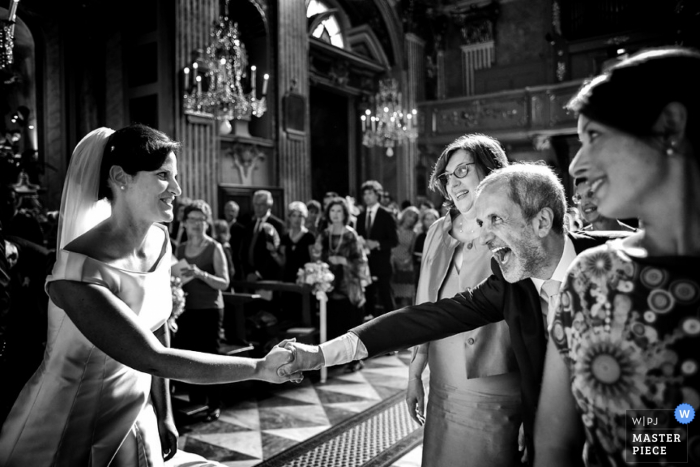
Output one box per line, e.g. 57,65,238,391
170,276,187,320
297,261,335,298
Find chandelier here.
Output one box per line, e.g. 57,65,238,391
183,11,268,126
360,79,417,156
0,0,20,71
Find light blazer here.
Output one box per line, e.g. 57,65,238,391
352,230,631,463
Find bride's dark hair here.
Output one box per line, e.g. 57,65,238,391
98,124,181,200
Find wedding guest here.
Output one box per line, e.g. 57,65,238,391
535,47,700,467
573,177,635,231
391,206,419,308
170,196,192,247
406,134,521,466
213,219,235,289
312,197,369,372
356,180,398,318
277,163,629,465
241,190,285,281
0,125,297,467
413,208,439,268
280,201,315,283
175,200,230,422
305,199,322,236
223,200,245,280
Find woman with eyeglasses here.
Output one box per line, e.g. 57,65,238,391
173,199,230,422
572,177,635,231
405,134,522,466
534,47,700,466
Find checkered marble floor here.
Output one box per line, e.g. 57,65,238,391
175,350,425,467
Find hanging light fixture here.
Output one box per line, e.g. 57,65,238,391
0,0,20,71
360,79,417,156
182,3,269,127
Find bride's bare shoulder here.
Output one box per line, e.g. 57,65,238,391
64,223,117,261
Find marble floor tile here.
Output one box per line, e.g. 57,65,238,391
190,431,262,459
258,403,329,429
316,382,381,400
219,406,260,431
177,349,424,465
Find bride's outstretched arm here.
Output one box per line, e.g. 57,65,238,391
48,280,299,384
151,324,178,461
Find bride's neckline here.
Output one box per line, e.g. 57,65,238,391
64,224,169,274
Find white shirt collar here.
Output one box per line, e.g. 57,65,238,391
531,235,576,294
366,204,379,216
256,212,270,224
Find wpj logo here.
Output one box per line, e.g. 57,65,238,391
625,406,694,463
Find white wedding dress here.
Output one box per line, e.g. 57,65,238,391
0,224,171,466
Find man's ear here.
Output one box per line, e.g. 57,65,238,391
109,165,129,190
652,102,688,149
533,207,554,238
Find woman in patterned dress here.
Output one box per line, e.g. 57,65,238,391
534,48,700,466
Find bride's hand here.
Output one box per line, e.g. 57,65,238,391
257,346,303,384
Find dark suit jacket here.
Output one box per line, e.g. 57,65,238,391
242,214,286,280
352,230,630,463
228,221,246,280
356,206,398,276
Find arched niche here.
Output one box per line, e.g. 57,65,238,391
0,10,40,187
227,0,270,139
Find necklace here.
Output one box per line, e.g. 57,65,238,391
457,216,476,249
330,227,344,254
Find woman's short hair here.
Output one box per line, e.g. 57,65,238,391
306,199,322,214
98,124,180,200
213,219,229,236
567,47,700,160
429,134,509,208
360,180,383,197
419,208,440,227
288,201,309,219
183,199,212,223
324,197,350,225
398,206,420,228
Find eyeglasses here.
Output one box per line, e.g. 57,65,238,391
572,188,595,205
186,216,208,224
437,162,476,185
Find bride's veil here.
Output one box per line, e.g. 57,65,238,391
56,127,115,250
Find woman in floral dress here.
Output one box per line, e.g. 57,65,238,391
534,48,700,466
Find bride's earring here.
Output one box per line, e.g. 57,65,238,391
120,185,125,190
666,140,677,156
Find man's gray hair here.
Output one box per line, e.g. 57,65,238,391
476,162,567,234
253,190,273,206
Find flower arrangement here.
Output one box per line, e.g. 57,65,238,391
297,261,335,298
170,276,187,320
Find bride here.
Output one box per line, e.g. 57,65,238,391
0,124,299,466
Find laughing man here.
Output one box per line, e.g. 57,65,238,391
278,163,628,464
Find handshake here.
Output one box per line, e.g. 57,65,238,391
261,339,325,384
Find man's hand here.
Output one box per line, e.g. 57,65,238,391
405,377,426,425
518,422,528,463
365,239,380,250
258,345,303,384
276,339,325,377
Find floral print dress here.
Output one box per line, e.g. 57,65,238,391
551,240,700,466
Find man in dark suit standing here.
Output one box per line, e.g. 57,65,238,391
241,190,285,281
278,164,629,465
223,200,246,280
356,180,398,318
